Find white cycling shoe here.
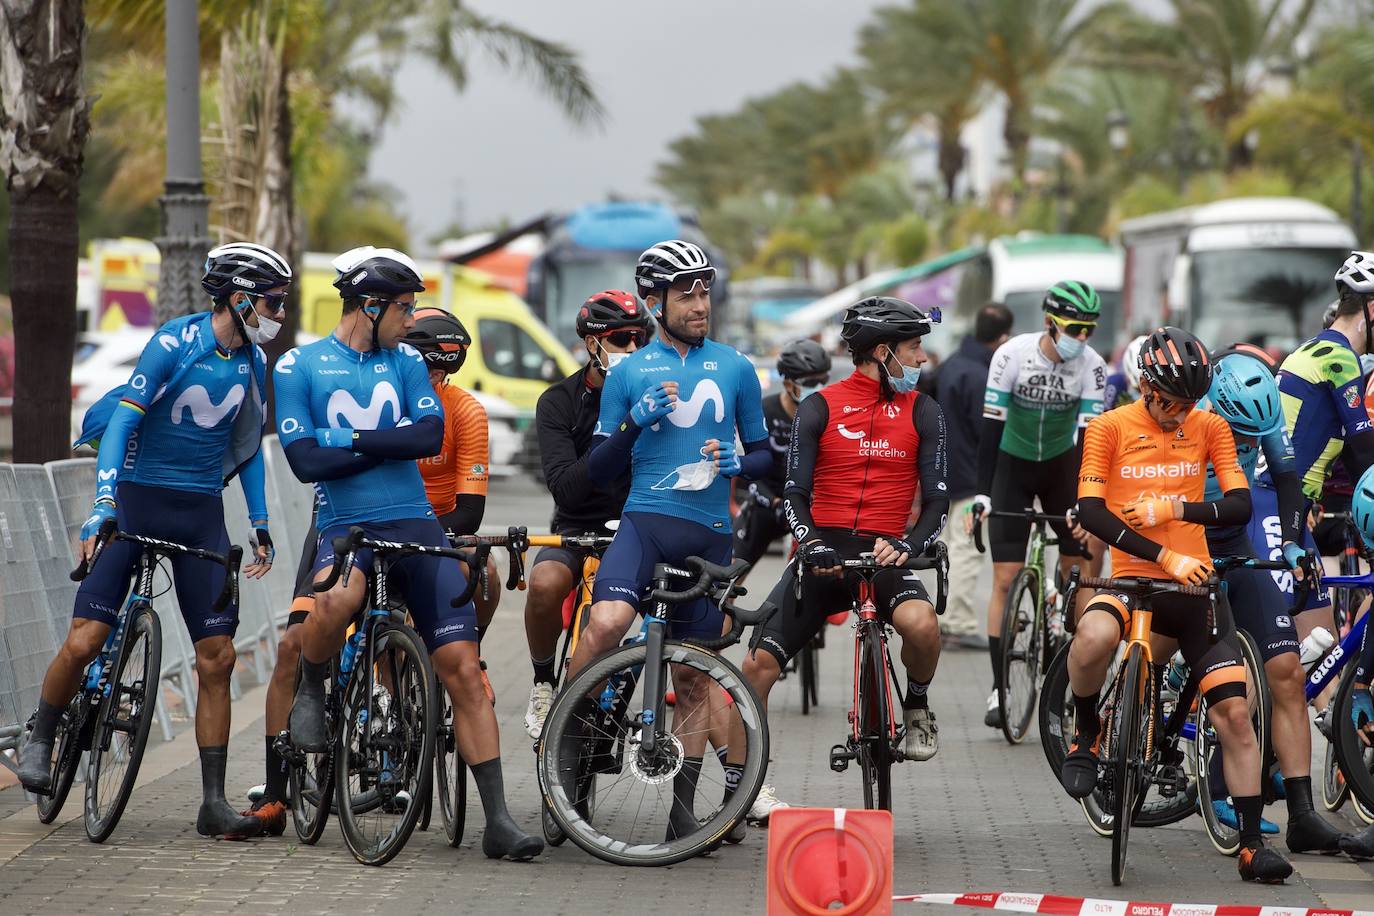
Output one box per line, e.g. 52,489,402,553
524,683,555,740
904,707,939,761
748,784,790,824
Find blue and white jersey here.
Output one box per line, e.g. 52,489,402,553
115,316,256,496
1201,397,1295,501
596,336,766,530
273,334,441,530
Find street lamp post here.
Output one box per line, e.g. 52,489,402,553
154,1,213,324
1107,110,1130,155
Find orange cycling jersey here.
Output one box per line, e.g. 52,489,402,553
1078,398,1246,578
420,382,489,516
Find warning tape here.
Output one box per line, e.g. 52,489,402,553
891,892,1374,916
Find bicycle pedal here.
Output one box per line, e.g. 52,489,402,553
829,745,852,773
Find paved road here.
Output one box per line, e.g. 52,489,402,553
2,476,1371,914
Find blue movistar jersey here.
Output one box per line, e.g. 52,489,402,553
595,336,766,530
91,314,265,506
273,334,441,530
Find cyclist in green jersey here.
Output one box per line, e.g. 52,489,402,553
967,282,1106,729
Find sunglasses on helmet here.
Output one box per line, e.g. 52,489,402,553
1048,312,1097,338
599,329,648,348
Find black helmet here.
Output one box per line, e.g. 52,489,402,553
404,307,470,372
331,246,426,299
201,242,292,301
1140,326,1212,401
839,296,933,355
776,339,832,379
576,289,652,337
634,240,715,297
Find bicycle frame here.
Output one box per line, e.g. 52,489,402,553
849,577,901,749
1306,570,1372,702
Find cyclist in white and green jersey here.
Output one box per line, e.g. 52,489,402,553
966,281,1107,729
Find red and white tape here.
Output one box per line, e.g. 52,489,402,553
892,892,1373,916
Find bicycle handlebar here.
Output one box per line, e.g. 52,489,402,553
1075,574,1211,598
312,526,492,609
71,518,242,614
801,541,949,616
970,504,1093,560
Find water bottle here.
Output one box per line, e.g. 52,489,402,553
1165,652,1189,693
1299,627,1335,667
339,633,360,676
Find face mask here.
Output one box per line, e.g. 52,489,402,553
882,349,921,394
246,313,282,344
795,382,822,402
594,341,630,373
1054,332,1085,361
653,457,719,492
1362,353,1374,377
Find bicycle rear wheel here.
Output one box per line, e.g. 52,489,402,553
288,660,336,844
800,639,819,715
857,625,894,811
1331,661,1374,816
999,567,1042,745
539,640,767,866
434,675,466,847
36,697,85,824
1109,644,1151,887
1195,629,1269,857
1321,730,1349,813
84,606,162,843
335,623,436,866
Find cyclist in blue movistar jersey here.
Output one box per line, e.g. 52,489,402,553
572,239,770,841
19,243,288,839
1188,354,1347,852
272,246,540,861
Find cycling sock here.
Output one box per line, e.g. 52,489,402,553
1071,690,1100,742
301,657,329,685
531,654,557,685
200,746,232,806
29,699,62,746
988,637,1003,690
470,757,541,859
905,678,930,710
714,745,729,767
196,747,261,838
1284,775,1315,818
264,734,289,803
667,756,704,841
722,762,744,801
471,757,515,823
1233,793,1264,849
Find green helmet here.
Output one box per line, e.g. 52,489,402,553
1043,280,1101,322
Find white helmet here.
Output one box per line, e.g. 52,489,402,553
1335,250,1374,295
635,240,714,295
1122,334,1148,392
331,246,425,298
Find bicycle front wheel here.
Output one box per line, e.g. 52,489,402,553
1195,629,1269,857
290,662,335,844
857,625,894,811
335,623,436,866
539,640,768,866
1331,661,1374,816
1321,727,1349,813
434,675,466,847
1109,644,1151,887
999,567,1042,745
85,606,162,843
36,696,86,824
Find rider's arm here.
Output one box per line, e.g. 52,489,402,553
587,361,640,486
273,352,383,482
91,331,182,503
781,393,828,541
537,383,596,507
1077,413,1173,562
733,354,773,479
1261,426,1305,545
1076,358,1106,435
1328,355,1374,479
348,347,444,459
236,446,269,527
441,390,489,536
1176,414,1250,527
440,497,484,537
905,394,950,553
738,438,772,479
976,340,1017,495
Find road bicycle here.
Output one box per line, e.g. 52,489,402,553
537,556,774,866
821,544,949,811
31,519,239,843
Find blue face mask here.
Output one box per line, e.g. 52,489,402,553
883,350,921,393
1054,332,1085,361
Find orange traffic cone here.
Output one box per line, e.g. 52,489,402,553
767,807,893,915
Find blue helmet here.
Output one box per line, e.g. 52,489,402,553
1207,353,1284,437
1354,464,1374,548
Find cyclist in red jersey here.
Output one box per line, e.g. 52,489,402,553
724,297,948,820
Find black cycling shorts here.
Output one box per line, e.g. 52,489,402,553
1206,526,1299,662
754,529,931,668
1082,588,1247,707
989,449,1088,563
732,500,790,568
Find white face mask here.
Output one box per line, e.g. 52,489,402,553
592,341,632,373
651,444,721,492
246,313,282,344
796,382,822,401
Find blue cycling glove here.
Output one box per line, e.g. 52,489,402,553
316,427,356,449
715,442,742,478
630,384,675,428
80,499,117,542
1354,688,1374,735
1280,540,1307,570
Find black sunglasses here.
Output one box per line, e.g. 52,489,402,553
600,329,648,348
254,291,288,313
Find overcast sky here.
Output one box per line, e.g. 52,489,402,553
367,0,1185,249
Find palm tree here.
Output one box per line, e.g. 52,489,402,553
0,0,92,462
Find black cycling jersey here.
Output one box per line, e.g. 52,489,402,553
759,392,792,494
537,367,630,534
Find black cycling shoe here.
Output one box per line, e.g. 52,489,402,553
1238,844,1293,883
482,814,543,861
1340,823,1374,860
288,681,328,752
1285,810,1346,854
16,740,53,795
1060,734,1100,800
197,799,265,839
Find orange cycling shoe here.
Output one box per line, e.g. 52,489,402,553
1238,844,1292,883
240,798,287,837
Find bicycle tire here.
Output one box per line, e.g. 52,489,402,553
800,640,818,715
434,676,466,847
1331,661,1374,816
36,697,85,824
858,625,893,811
84,605,162,843
538,640,767,866
288,658,336,844
335,624,436,866
1195,629,1269,857
999,567,1042,745
1110,644,1150,886
1321,730,1349,813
